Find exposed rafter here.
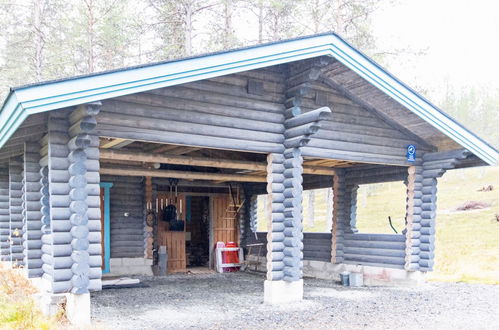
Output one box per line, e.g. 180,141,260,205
100,138,135,149
99,149,337,176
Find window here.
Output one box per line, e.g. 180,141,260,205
253,188,333,233
354,181,407,234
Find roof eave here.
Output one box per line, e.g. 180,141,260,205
0,92,27,149
0,33,497,165
326,34,499,165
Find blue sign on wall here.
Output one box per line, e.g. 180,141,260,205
406,144,416,162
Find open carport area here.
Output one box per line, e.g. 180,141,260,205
91,272,499,329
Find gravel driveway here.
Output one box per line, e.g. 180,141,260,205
91,272,499,330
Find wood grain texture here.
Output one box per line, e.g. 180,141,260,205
213,195,239,246
156,192,186,273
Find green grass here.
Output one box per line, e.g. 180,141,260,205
0,265,60,329
426,166,499,284
255,165,499,284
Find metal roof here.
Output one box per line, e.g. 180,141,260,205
0,33,497,165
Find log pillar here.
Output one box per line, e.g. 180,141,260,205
404,150,470,272
331,169,347,264
35,104,102,324
347,184,359,233
404,165,422,271
9,157,24,266
0,165,9,262
264,99,331,303
41,110,73,293
67,102,102,295
144,176,153,259
265,153,286,282
249,194,258,234
237,186,246,247
23,142,43,277
36,104,101,323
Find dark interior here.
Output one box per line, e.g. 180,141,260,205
186,196,210,267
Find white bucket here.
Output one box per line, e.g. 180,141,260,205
349,272,363,287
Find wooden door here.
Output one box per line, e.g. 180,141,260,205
156,192,186,273
212,195,239,246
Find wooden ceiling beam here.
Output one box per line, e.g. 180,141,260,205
100,138,134,149
100,166,266,183
148,144,181,153
99,149,336,175
100,149,264,171
168,146,203,155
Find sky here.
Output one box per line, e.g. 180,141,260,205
371,0,499,99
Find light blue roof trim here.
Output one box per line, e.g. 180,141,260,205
1,33,497,165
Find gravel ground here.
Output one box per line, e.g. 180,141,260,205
91,272,499,330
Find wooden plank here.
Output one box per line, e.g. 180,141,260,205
156,193,186,273
99,149,336,176
100,167,266,183
213,195,239,246
100,138,134,149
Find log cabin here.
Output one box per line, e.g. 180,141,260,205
0,33,497,320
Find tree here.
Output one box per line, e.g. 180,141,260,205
295,0,382,51
242,0,298,43
440,84,499,149
0,0,55,86
64,0,142,74
149,0,218,57
206,0,240,51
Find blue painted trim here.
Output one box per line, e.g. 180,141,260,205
0,33,497,165
100,182,113,273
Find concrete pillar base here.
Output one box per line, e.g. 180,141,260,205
29,277,44,292
34,292,66,317
66,293,91,326
264,279,303,304
0,260,12,269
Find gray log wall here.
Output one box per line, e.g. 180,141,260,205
248,232,331,262
95,64,423,165
246,164,411,270
332,166,409,269
0,166,9,261
342,233,406,268
23,142,43,277
286,59,434,165
9,157,23,265
101,175,144,258
97,68,287,154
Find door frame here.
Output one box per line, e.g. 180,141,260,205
100,182,113,273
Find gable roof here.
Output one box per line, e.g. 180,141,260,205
0,33,497,165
